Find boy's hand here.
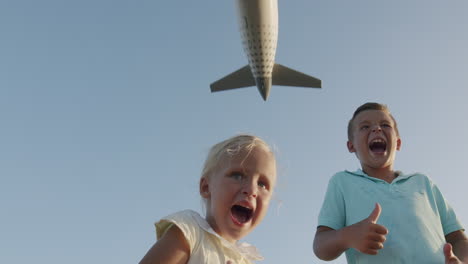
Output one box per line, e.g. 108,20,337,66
444,243,466,264
345,203,388,255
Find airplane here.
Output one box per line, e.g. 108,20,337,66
210,0,321,101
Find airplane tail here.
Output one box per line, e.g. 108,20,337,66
272,64,321,88
210,65,255,92
210,63,321,99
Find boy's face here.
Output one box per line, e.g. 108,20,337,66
347,109,401,172
200,146,276,243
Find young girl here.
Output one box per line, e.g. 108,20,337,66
139,134,277,264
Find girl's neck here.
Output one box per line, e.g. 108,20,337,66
204,215,237,243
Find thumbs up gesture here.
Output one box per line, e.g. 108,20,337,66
344,203,389,255
444,243,465,264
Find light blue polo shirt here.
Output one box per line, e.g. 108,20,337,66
318,170,464,264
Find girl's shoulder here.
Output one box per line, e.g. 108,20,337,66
156,210,261,264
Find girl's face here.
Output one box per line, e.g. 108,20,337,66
200,146,276,243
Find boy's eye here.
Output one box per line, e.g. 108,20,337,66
360,125,369,130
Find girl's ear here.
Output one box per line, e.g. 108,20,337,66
200,177,210,198
347,140,356,153
396,138,402,151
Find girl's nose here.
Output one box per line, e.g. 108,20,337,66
242,182,258,198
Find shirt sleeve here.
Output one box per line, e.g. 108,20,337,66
431,183,464,235
317,173,346,230
155,210,201,252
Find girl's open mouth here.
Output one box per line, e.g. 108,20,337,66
231,205,253,225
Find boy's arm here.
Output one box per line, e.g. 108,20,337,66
445,230,468,263
313,226,349,260
139,225,190,264
313,203,388,261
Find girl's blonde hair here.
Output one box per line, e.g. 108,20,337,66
201,134,274,181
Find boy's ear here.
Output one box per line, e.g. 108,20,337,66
200,177,210,198
347,140,356,153
396,138,402,150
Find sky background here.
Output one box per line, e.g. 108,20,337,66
1,0,468,263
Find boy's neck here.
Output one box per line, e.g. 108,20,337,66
362,166,397,183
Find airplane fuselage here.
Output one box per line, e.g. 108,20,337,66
236,0,278,99
210,0,321,100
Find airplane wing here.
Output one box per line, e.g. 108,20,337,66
210,65,256,92
272,63,321,88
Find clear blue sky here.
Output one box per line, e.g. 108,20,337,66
1,0,468,263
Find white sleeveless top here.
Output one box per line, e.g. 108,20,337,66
156,210,263,264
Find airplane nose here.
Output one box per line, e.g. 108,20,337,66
255,77,272,101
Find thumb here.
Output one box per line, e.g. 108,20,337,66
367,203,382,223
444,243,457,262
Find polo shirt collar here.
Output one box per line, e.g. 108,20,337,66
346,169,416,183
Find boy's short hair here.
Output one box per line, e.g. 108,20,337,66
347,102,400,140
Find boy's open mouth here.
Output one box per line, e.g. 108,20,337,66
369,139,386,153
231,205,253,225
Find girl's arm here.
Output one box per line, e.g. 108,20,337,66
139,225,190,264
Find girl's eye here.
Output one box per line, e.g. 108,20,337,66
382,123,391,128
258,179,270,190
230,172,244,181
258,181,268,189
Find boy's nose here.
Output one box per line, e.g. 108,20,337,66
372,125,382,132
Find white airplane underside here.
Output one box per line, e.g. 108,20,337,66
210,0,321,100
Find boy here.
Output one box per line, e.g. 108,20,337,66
314,102,468,263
